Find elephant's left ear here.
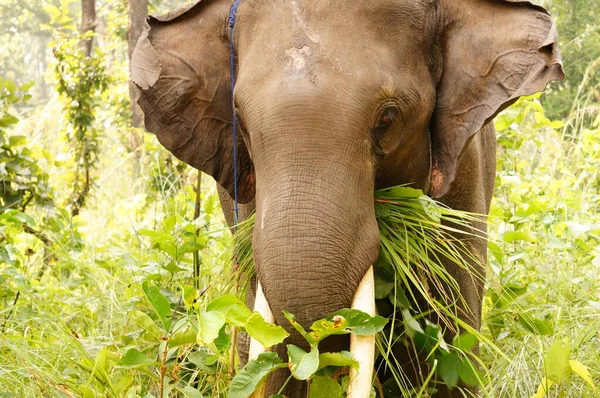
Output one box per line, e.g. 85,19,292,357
430,0,564,198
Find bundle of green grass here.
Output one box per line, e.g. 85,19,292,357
231,186,489,393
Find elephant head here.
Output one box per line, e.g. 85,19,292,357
132,0,562,395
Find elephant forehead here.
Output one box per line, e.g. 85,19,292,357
284,45,315,79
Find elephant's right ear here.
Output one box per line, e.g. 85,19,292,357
131,0,255,203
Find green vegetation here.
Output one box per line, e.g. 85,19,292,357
1,0,600,397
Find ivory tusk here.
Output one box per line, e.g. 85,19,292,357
249,281,275,361
347,266,376,398
249,281,275,398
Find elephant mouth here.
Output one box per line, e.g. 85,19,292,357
248,267,376,398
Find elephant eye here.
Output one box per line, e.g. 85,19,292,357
373,106,399,142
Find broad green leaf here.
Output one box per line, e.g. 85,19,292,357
114,373,134,394
116,348,158,369
317,351,358,371
207,296,288,347
532,378,554,398
229,352,286,398
437,354,461,389
518,313,554,336
245,313,290,347
402,309,424,338
326,309,387,336
374,276,394,299
3,210,35,226
310,376,343,398
142,281,172,331
502,231,536,243
128,310,163,339
306,315,349,345
197,311,226,345
419,195,441,222
178,387,204,398
169,326,197,348
452,333,477,352
569,360,596,389
283,310,308,337
163,262,186,274
9,135,26,146
182,284,199,309
544,340,572,383
207,295,251,326
288,345,319,380
187,351,218,375
457,357,483,387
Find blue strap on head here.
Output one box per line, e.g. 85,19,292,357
229,0,242,230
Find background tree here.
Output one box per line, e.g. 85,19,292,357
80,0,96,56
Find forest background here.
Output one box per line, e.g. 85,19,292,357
0,0,599,397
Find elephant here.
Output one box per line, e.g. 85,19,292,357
131,0,563,396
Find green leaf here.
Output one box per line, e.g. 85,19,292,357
207,296,288,347
142,281,172,332
8,135,26,146
569,360,596,389
517,313,554,336
245,313,290,347
128,310,163,339
317,351,358,371
2,114,19,126
437,354,461,389
3,210,35,226
544,340,572,383
310,376,343,398
229,352,286,398
402,309,424,339
197,311,226,345
533,378,555,398
305,315,349,346
374,275,394,299
283,310,308,337
178,387,204,398
452,333,478,352
502,231,536,243
116,348,158,369
182,284,198,309
299,309,388,347
288,345,320,380
163,262,186,274
457,357,482,387
419,195,441,222
207,295,251,325
169,326,197,348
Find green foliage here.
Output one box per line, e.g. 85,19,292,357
484,94,600,397
0,78,52,212
52,23,109,215
229,309,386,396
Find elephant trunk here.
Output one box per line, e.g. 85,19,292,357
252,160,380,347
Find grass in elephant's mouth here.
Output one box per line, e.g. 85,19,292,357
230,185,498,394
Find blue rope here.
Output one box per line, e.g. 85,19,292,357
229,0,242,230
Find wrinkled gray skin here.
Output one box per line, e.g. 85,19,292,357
132,0,563,396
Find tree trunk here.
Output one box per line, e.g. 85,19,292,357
80,0,96,57
128,0,148,131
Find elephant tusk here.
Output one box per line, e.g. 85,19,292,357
249,281,275,361
249,281,274,398
347,266,376,398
